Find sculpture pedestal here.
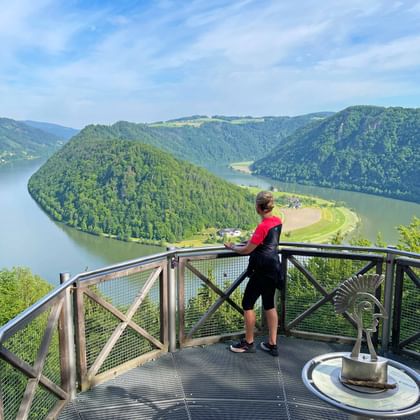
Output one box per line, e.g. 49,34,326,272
341,354,389,386
302,352,420,419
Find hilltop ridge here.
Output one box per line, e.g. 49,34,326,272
252,105,420,203
71,112,332,165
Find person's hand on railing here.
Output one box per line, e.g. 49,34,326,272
224,241,257,255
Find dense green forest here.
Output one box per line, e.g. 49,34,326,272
72,113,332,165
252,106,420,203
28,139,258,242
0,118,65,165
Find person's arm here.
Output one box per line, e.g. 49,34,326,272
224,240,257,255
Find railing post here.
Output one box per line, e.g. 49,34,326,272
391,262,404,354
58,272,77,400
279,252,288,335
381,248,396,355
167,247,177,352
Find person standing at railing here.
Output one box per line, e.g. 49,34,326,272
224,191,282,356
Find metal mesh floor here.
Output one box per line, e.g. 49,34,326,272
59,337,420,420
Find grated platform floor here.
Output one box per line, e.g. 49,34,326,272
59,337,420,420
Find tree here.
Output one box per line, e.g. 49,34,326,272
397,216,420,253
0,267,52,326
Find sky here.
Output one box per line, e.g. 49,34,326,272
0,0,420,128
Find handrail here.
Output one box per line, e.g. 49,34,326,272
0,276,74,343
0,242,418,419
0,251,172,343
1,244,418,343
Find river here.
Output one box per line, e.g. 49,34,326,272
1,159,419,286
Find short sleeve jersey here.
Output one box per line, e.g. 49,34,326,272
250,216,282,247
247,216,282,277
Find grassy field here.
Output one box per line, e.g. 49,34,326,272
282,206,358,243
149,118,264,128
229,161,254,173
174,188,359,247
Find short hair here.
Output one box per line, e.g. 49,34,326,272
256,191,275,212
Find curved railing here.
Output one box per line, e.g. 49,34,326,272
0,244,419,419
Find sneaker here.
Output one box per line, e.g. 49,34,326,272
260,342,278,357
229,338,256,353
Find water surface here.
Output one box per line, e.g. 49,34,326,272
1,160,418,286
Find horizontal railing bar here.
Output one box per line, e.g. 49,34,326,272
1,243,418,346
0,253,172,342
395,256,420,269
281,248,384,261
79,260,165,287
0,240,418,419
399,348,420,361
182,331,248,348
74,251,171,284
174,243,420,259
288,330,357,344
278,243,419,259
0,292,65,343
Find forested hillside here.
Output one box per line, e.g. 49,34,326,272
73,113,332,165
0,118,64,165
23,120,79,140
252,106,420,203
28,139,258,242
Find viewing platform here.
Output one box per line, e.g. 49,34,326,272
58,337,420,419
1,243,419,419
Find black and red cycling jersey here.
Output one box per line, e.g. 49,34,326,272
247,216,282,279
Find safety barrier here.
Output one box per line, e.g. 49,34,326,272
0,244,418,419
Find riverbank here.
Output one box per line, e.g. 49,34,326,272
3,159,418,286
174,187,359,247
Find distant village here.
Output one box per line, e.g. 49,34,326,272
217,228,242,238
287,196,301,208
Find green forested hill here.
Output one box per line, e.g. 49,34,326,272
28,139,258,242
252,106,420,203
0,118,64,165
22,120,79,140
72,113,332,165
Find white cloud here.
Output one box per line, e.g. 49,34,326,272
316,35,420,73
0,0,419,127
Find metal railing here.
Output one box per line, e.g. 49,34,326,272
392,256,420,359
0,244,419,419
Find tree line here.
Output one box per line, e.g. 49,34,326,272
28,139,258,243
252,106,420,203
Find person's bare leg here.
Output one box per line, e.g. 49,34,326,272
265,308,278,345
244,309,256,343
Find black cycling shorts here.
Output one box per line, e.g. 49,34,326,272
242,271,276,311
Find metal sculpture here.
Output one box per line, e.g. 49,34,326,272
334,273,391,387
334,274,385,361
302,273,419,419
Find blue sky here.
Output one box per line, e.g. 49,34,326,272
1,0,420,128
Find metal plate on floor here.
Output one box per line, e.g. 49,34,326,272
311,356,418,411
